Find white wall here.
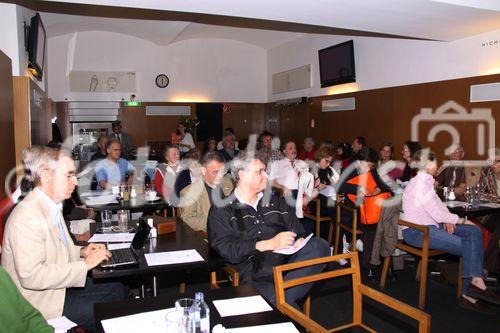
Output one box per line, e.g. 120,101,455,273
267,29,500,101
47,31,267,102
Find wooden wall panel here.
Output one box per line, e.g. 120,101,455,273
0,51,16,196
222,103,266,144
13,77,30,170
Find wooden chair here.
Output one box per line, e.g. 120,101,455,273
379,219,462,310
303,197,334,244
210,265,240,289
334,200,363,254
273,252,431,333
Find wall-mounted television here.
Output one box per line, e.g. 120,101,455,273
27,13,46,81
318,40,355,88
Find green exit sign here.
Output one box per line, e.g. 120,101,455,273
125,101,141,107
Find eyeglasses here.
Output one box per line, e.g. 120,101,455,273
244,168,267,176
65,173,77,181
206,167,226,176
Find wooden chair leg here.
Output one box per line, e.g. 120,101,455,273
418,255,428,309
415,259,422,281
457,257,463,298
380,256,391,289
334,222,341,255
303,295,311,318
179,282,186,293
210,271,219,289
327,221,333,246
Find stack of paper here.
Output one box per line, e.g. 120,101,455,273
101,308,173,333
47,316,77,333
144,250,204,266
212,295,273,317
226,322,300,333
273,233,313,255
88,233,135,243
85,194,118,206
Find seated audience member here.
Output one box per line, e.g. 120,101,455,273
377,142,401,182
309,149,339,221
268,136,285,164
208,151,330,307
435,144,467,197
268,141,300,198
0,266,54,333
338,147,392,268
90,135,108,161
1,146,124,330
257,131,274,164
202,136,218,155
334,142,353,172
401,150,500,311
351,136,366,157
95,139,136,190
217,127,239,151
318,140,335,156
109,121,134,160
218,132,240,162
477,148,500,275
154,144,183,204
395,140,421,183
175,149,203,199
179,152,233,233
298,137,317,161
177,122,196,156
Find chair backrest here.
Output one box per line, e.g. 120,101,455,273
273,252,431,333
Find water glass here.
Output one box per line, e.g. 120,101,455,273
117,209,129,232
100,209,112,233
166,309,194,333
175,298,196,332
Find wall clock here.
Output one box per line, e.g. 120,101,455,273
155,74,169,88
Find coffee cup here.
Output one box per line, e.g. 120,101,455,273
147,190,157,201
112,186,120,195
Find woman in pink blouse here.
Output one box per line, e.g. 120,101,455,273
401,150,499,312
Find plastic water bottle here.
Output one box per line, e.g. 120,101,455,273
194,292,210,333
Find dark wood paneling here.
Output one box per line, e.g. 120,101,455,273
222,103,266,144
0,51,16,196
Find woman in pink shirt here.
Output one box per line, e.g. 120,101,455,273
401,150,499,312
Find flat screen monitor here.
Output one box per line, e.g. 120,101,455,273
28,13,46,81
318,40,355,88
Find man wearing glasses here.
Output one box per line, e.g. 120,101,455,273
179,152,233,233
95,139,135,190
1,146,124,330
208,151,330,308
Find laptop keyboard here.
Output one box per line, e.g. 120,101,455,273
103,248,136,267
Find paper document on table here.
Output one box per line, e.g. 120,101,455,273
101,308,173,333
88,233,135,243
47,316,77,333
85,194,118,206
212,295,273,317
144,249,204,266
226,322,300,333
80,190,111,197
444,201,466,208
107,243,131,250
273,233,313,255
480,202,500,208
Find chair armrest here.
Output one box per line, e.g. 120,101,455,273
359,284,431,333
398,220,430,236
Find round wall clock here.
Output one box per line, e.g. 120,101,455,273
155,74,169,88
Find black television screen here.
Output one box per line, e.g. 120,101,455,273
318,40,355,88
28,13,46,81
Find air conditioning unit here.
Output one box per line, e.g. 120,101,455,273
272,65,311,94
274,97,309,107
470,82,500,102
322,97,355,112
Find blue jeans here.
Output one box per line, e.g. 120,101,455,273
402,224,484,293
63,278,125,330
251,237,331,308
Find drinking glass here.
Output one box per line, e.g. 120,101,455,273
166,309,194,333
117,209,129,232
174,298,196,333
100,209,112,233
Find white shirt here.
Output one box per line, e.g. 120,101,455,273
179,133,195,153
268,158,300,190
234,188,264,211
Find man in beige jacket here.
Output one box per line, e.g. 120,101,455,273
1,146,123,330
180,151,234,233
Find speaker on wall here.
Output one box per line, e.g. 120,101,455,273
195,103,223,141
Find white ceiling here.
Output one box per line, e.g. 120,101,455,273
39,0,500,48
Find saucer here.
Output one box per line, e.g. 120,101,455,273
146,196,160,201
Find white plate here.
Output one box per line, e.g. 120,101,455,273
146,196,161,202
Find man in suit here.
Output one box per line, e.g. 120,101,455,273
179,151,233,233
109,121,135,159
1,146,124,330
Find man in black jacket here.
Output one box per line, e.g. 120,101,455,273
208,151,330,307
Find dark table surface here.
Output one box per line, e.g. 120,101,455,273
447,202,500,218
83,193,170,212
94,284,300,333
91,218,225,279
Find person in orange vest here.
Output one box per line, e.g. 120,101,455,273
338,147,392,272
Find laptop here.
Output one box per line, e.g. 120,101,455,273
100,220,151,269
